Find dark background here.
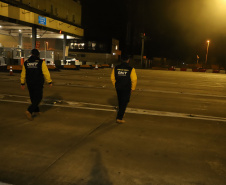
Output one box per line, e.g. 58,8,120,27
81,0,226,66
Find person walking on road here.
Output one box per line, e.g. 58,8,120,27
20,49,52,120
111,54,137,123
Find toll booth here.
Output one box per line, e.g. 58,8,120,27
12,47,25,65
40,50,55,65
0,47,55,66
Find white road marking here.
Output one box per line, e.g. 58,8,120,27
141,89,226,99
0,182,13,185
1,98,226,123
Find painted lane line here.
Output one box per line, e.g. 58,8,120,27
0,182,13,185
1,99,226,123
2,87,226,100
140,89,226,99
126,108,226,122
0,93,115,108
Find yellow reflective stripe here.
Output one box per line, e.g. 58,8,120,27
111,68,116,87
42,61,52,83
20,64,26,84
130,68,137,90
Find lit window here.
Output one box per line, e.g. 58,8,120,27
78,43,85,49
70,43,74,49
92,42,96,50
74,43,78,49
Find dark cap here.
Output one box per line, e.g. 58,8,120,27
31,49,40,56
121,54,130,62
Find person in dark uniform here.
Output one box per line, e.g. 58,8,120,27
111,54,137,123
20,49,52,120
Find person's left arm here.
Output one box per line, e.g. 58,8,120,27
130,68,137,91
42,61,52,86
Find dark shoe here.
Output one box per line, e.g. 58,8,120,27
25,111,33,121
116,119,125,124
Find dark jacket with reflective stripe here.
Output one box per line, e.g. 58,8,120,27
111,63,137,90
114,62,133,90
24,56,44,85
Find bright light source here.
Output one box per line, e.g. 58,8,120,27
113,53,116,55
207,40,210,43
115,45,118,50
19,29,22,32
0,25,2,28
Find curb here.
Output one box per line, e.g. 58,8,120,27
151,67,226,74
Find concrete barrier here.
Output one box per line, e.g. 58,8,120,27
180,68,187,71
168,67,176,71
152,67,168,70
101,64,110,68
47,65,56,70
80,65,93,69
206,69,213,73
7,65,22,71
212,69,220,73
63,65,77,70
199,69,206,72
192,68,199,72
92,65,102,69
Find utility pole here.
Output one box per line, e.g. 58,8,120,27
197,55,199,64
141,33,145,68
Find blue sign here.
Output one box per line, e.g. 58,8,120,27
38,16,46,26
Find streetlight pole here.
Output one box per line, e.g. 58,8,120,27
197,55,199,64
205,40,210,66
141,33,145,68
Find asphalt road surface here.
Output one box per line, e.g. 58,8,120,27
0,69,226,185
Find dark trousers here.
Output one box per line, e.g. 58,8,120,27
116,89,131,120
27,84,43,114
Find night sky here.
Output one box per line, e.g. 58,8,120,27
82,0,226,64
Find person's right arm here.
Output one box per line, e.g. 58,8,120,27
20,64,26,90
111,68,116,87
